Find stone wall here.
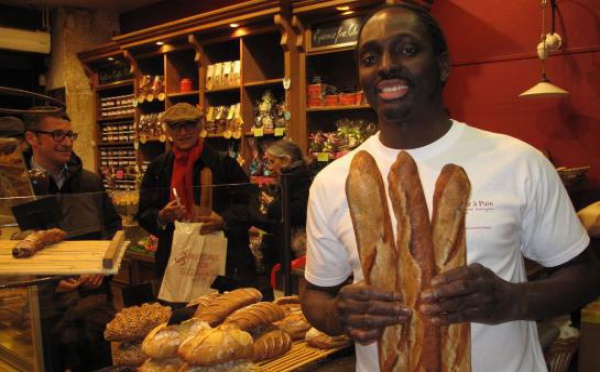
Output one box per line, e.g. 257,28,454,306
45,7,119,172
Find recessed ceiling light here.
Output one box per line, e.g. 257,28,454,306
156,41,164,46
341,10,355,16
107,57,114,61
230,23,240,28
336,6,350,11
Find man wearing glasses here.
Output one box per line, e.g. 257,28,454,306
22,106,120,372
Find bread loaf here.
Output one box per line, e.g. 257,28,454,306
274,295,300,306
104,302,172,342
142,318,211,359
252,328,292,362
346,151,402,370
305,327,352,349
178,327,253,366
111,341,146,367
220,302,285,332
194,288,262,327
388,151,440,372
12,228,67,258
432,163,471,372
187,292,221,309
138,357,187,372
274,312,311,341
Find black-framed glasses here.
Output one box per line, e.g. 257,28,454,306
34,130,78,141
166,121,199,132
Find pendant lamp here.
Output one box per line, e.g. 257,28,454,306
519,0,568,98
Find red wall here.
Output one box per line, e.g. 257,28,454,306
433,0,600,190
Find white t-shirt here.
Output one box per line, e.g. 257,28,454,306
305,121,589,372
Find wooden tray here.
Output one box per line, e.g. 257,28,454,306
0,231,129,275
256,341,350,372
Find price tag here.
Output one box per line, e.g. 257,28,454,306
317,152,330,162
254,127,264,137
274,128,285,137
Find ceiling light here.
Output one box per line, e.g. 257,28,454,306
341,10,355,16
156,41,164,46
519,0,568,98
336,6,350,11
229,23,240,28
107,57,114,61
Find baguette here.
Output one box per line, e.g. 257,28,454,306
346,150,401,371
220,302,285,332
178,327,253,366
187,292,221,309
305,327,352,349
12,228,67,258
252,328,292,362
274,295,300,306
194,288,262,327
388,151,440,372
274,312,312,341
432,164,471,372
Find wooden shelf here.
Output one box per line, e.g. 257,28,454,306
97,79,134,91
166,90,200,98
98,142,135,147
98,114,135,122
205,85,241,93
306,104,371,112
244,78,284,88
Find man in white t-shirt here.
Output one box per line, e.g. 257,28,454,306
300,3,600,372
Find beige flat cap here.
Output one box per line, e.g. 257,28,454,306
162,103,203,124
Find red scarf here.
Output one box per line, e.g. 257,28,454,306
171,142,203,220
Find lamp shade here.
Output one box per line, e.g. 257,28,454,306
519,78,569,98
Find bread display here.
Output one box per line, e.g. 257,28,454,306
142,318,211,359
305,327,352,349
12,228,67,258
274,312,312,341
178,326,254,366
194,288,262,327
220,302,285,332
346,150,472,371
104,302,172,342
252,328,292,362
111,341,146,366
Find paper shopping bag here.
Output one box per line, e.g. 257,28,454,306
158,221,227,303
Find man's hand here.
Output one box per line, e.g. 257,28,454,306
419,263,518,325
56,277,79,293
196,211,225,234
334,282,411,345
158,200,187,224
78,274,104,290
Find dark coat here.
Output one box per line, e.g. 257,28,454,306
136,143,258,281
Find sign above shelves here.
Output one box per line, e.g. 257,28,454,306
310,17,361,50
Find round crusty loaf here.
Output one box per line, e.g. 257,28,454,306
178,327,253,366
138,357,187,372
104,302,172,342
142,318,211,359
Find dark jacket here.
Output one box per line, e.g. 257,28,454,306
23,148,122,241
136,143,258,281
253,162,313,269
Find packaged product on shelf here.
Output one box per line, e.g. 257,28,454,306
231,60,241,86
206,64,215,90
213,63,222,89
222,61,232,88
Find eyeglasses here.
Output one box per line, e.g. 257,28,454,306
166,121,199,132
34,130,78,141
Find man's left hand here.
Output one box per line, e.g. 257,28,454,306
77,274,104,290
419,263,518,325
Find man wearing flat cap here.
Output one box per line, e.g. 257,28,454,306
0,116,28,149
136,103,258,297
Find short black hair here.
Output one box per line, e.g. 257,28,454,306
22,106,70,132
357,3,449,58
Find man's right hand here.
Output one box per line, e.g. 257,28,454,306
336,282,411,345
158,200,187,224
